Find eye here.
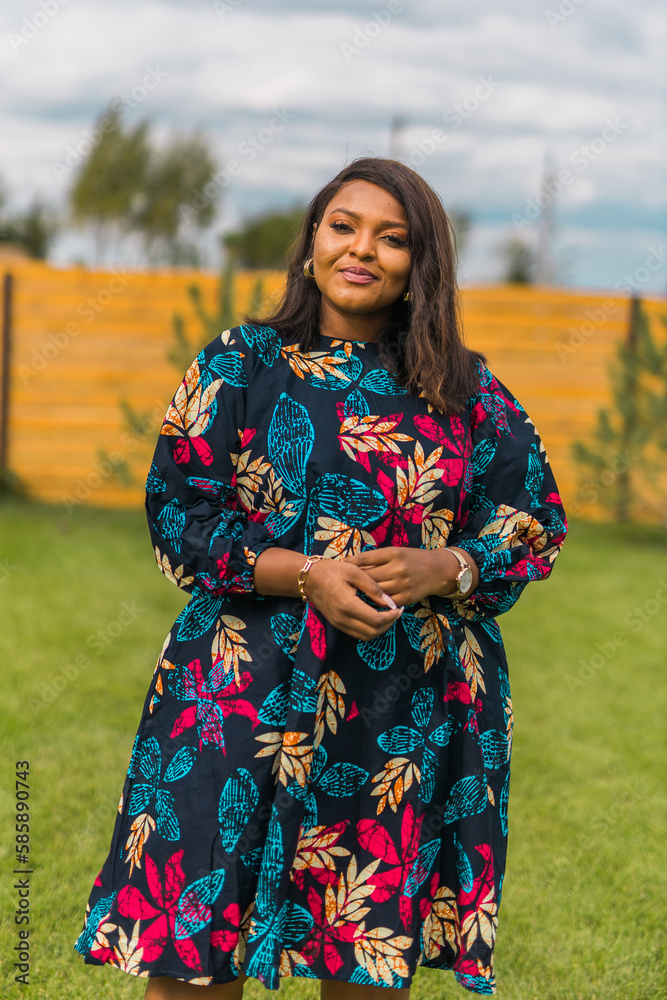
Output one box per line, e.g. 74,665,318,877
384,233,408,247
330,220,353,232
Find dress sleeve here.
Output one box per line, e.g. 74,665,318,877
145,334,278,599
447,363,567,620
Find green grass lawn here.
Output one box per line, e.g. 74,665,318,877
0,497,665,1000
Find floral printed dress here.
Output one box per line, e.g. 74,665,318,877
75,325,567,994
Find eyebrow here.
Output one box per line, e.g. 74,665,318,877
326,206,408,229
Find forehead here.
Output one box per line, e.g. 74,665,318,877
323,179,407,222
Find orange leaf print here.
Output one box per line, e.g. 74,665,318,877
283,345,354,384
413,599,450,673
152,630,172,676
461,884,498,951
210,614,252,686
277,732,314,788
421,504,454,549
231,901,254,972
459,626,485,703
314,670,347,747
354,926,413,986
257,466,301,524
154,547,195,590
291,822,351,882
421,885,461,961
279,947,312,978
333,855,380,924
394,441,448,522
91,919,115,958
161,358,223,440
111,920,148,976
338,413,413,469
234,448,272,513
478,504,547,553
315,517,375,559
150,631,177,714
123,812,156,877
504,694,514,756
370,757,420,815
253,731,282,773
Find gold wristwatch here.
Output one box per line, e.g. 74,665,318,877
444,548,474,600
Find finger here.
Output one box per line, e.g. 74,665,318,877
345,548,394,568
337,572,403,619
351,597,405,631
342,606,404,641
352,566,399,609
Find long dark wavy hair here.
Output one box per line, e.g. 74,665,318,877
244,157,484,413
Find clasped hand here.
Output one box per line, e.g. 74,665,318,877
302,546,458,642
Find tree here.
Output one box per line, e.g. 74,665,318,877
69,107,150,262
572,298,667,523
0,176,59,260
4,201,59,259
132,133,220,266
223,204,306,269
69,106,221,266
497,235,537,284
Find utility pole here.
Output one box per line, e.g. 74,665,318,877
389,116,407,160
536,147,557,285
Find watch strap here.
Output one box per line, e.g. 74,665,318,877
445,548,473,599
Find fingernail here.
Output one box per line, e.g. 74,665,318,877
382,593,397,609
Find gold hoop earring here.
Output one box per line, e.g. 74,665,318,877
403,290,412,302
303,258,315,280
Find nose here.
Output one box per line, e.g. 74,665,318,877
347,225,376,259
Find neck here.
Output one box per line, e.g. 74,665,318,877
318,296,392,343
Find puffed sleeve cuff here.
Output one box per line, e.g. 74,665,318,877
454,506,565,585
147,494,279,599
447,505,565,620
203,517,278,596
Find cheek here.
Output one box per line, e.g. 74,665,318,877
388,260,411,285
376,246,410,284
314,237,340,266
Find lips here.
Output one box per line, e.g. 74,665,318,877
339,266,379,284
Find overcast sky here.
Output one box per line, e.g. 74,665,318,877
1,0,665,291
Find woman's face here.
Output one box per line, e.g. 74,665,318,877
311,179,411,320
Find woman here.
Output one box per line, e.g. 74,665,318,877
75,157,567,997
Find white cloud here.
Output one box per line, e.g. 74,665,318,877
0,0,663,289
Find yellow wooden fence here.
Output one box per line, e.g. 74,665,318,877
1,259,665,520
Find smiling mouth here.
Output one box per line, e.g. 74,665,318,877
339,267,379,284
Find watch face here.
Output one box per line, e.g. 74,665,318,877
459,566,473,594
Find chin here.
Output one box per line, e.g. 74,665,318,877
338,301,384,317
332,291,385,311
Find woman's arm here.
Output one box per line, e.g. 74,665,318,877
252,546,312,598
428,546,480,598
